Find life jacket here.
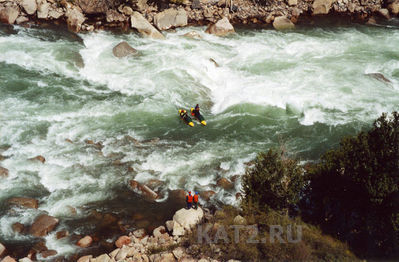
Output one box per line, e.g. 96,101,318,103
193,194,198,203
186,194,193,203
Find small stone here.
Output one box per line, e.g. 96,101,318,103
93,254,110,262
40,250,57,258
233,215,247,225
153,225,165,238
7,197,38,209
12,223,24,233
77,235,93,248
115,246,129,261
133,228,146,238
77,255,92,262
115,235,131,248
29,214,59,237
0,166,9,177
56,230,69,239
183,31,202,39
288,0,297,5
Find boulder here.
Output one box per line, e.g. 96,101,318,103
115,246,129,261
273,16,295,30
66,7,86,33
172,220,185,236
216,177,234,190
76,0,110,14
12,222,24,233
173,207,204,230
112,41,138,58
130,11,165,39
37,0,50,19
154,8,188,31
7,197,38,209
77,255,92,262
77,235,93,248
129,180,158,201
40,250,57,258
312,0,334,15
388,1,399,15
205,17,235,36
0,243,5,257
0,6,19,24
160,253,175,262
153,225,166,238
183,31,202,39
115,235,131,248
48,7,64,20
29,214,59,237
21,0,37,15
233,215,247,225
0,166,9,177
201,190,216,201
106,9,126,23
378,8,390,20
15,16,29,24
1,257,16,262
366,73,391,84
92,254,111,262
31,155,45,163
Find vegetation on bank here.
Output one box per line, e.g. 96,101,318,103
185,112,399,261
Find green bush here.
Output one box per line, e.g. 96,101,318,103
302,112,399,259
242,149,304,213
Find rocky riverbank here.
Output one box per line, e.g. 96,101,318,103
0,0,398,35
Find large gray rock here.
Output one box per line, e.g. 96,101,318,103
37,0,50,19
21,0,37,15
154,8,188,31
66,7,86,33
29,214,59,237
205,17,235,36
312,0,334,15
273,16,295,30
0,6,19,24
173,207,204,230
130,11,165,39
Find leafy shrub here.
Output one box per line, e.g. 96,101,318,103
302,112,399,259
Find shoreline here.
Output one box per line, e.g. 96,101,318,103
0,0,398,34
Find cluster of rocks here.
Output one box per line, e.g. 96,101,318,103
1,0,398,35
75,207,218,262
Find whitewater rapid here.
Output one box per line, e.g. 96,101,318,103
1,22,399,257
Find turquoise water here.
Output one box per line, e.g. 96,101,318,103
1,22,399,257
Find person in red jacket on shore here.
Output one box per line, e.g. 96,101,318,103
193,192,199,209
186,191,193,209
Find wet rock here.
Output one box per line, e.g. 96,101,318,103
273,16,295,30
0,166,9,177
378,8,390,20
12,222,24,233
31,155,45,163
233,215,247,225
183,31,202,39
30,214,59,237
56,230,69,239
21,0,37,15
115,235,131,248
66,7,86,33
7,197,38,209
216,177,234,190
112,41,138,58
77,255,92,262
0,6,19,24
77,235,93,248
205,17,235,36
15,16,29,24
201,190,216,201
173,207,204,230
133,228,146,238
129,180,158,201
312,0,334,15
1,256,16,262
84,139,103,150
388,1,399,15
130,11,165,39
0,243,6,257
366,73,391,84
40,250,57,258
106,9,126,23
154,8,188,31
